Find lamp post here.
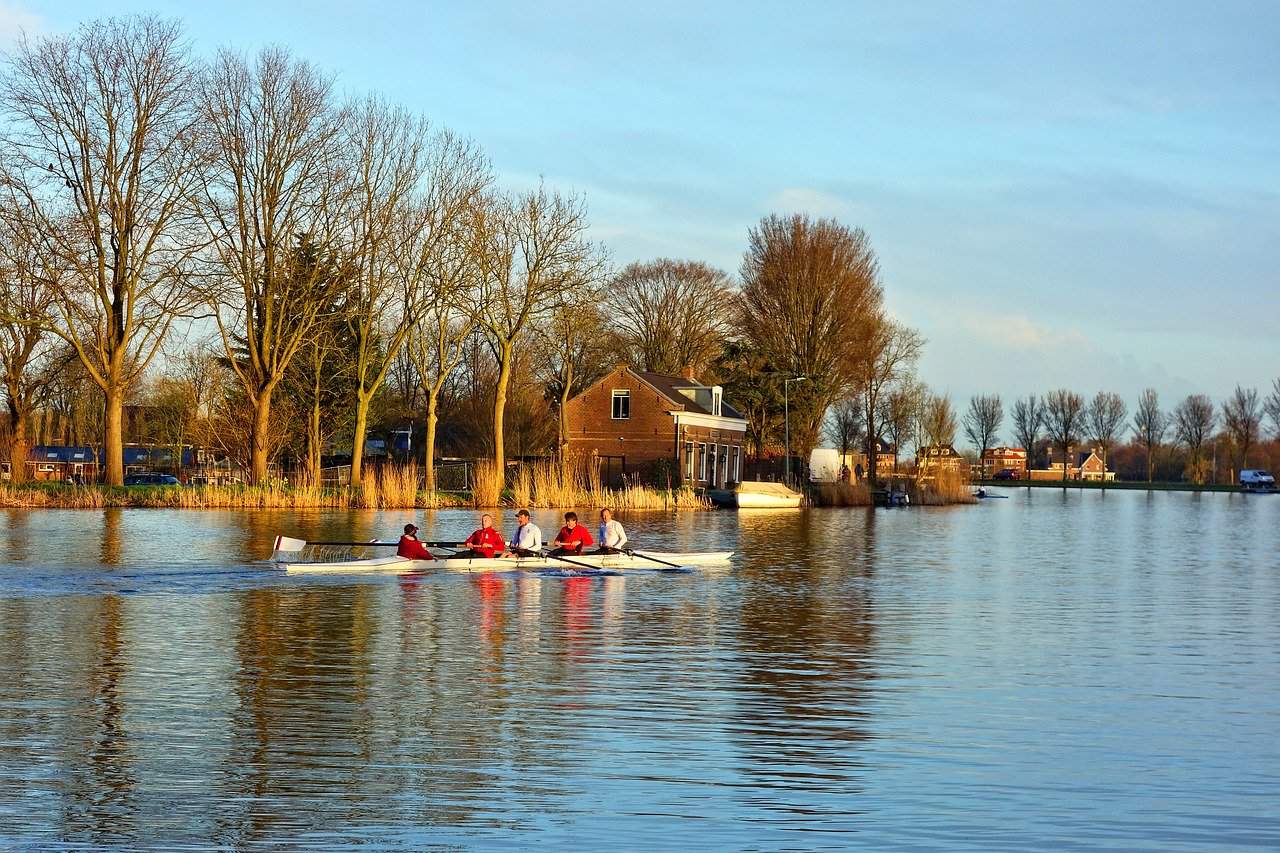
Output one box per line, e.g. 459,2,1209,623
783,376,807,485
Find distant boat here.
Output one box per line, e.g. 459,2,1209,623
735,480,804,509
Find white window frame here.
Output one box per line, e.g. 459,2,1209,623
611,390,630,420
732,446,740,483
685,441,694,480
698,443,708,481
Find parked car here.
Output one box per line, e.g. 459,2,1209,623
123,473,180,486
992,468,1021,480
1239,469,1276,488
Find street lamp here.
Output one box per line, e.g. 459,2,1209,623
783,376,807,485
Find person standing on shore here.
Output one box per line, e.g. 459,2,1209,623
594,508,627,554
549,511,593,556
503,509,543,557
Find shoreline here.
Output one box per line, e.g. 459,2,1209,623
975,479,1272,494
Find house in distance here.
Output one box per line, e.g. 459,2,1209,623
563,366,747,489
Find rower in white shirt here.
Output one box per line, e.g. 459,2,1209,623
502,509,543,557
594,507,628,554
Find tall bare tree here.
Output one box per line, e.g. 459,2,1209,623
878,378,923,476
1011,394,1045,472
1173,393,1216,484
851,317,923,485
1132,388,1167,483
469,186,599,476
1265,378,1280,440
537,278,611,466
0,207,56,483
604,259,735,376
1045,389,1084,483
340,98,431,487
738,214,883,458
919,392,957,449
197,46,348,484
962,394,1003,472
1085,391,1127,481
826,395,865,474
1,16,203,484
1221,386,1261,481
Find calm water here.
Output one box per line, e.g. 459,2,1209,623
0,490,1277,850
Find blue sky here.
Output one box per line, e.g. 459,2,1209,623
6,1,1279,409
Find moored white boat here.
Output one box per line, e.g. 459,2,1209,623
734,480,804,509
269,537,733,574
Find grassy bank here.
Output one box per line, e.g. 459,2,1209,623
975,479,1260,493
0,460,712,511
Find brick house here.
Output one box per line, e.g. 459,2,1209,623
1030,447,1115,481
563,366,747,488
980,446,1028,478
916,444,968,474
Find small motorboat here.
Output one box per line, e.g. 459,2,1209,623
734,481,804,509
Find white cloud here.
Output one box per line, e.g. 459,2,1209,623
955,311,1089,351
0,2,38,45
768,186,852,219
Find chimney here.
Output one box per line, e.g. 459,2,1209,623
681,364,696,381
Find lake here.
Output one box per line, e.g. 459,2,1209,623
1,490,1277,850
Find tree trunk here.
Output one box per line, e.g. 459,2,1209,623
250,389,272,485
1146,444,1153,483
1060,442,1069,483
558,365,573,475
492,340,512,477
424,390,439,493
103,384,125,486
6,395,30,485
306,397,322,486
350,392,370,487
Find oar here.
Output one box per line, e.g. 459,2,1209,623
292,539,457,548
539,549,603,574
623,550,694,573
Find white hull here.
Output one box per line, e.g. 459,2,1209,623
735,481,804,509
274,550,734,574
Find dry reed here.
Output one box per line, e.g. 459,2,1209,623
813,481,872,507
913,468,977,506
471,460,504,508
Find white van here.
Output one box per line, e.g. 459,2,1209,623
1239,469,1276,489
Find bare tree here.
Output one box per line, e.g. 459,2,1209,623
1173,394,1216,484
738,214,883,458
851,317,923,485
0,205,57,483
469,186,599,475
1132,388,1167,483
962,394,1003,472
1221,386,1261,481
826,395,865,475
1265,378,1280,439
537,277,611,467
604,259,735,376
1085,391,1127,481
197,47,348,484
919,392,957,449
878,378,923,476
1045,389,1084,483
1011,394,1045,472
1,16,204,484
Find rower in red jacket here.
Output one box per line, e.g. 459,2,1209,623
397,523,435,560
458,513,504,558
549,511,594,555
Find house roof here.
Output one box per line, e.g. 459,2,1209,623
633,370,745,420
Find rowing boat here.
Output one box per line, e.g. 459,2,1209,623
269,537,733,574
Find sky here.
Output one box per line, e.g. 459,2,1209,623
5,0,1279,408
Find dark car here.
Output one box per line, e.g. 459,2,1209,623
992,468,1020,481
123,473,181,486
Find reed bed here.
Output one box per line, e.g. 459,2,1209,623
486,458,711,510
913,468,977,506
471,461,504,508
813,481,872,507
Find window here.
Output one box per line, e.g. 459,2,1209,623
698,443,708,481
685,441,694,480
732,446,740,483
708,444,719,486
611,390,630,420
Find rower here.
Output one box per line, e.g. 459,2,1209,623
457,513,504,558
592,507,627,555
502,509,542,558
397,523,435,560
549,511,593,556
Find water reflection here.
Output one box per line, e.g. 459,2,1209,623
0,494,1275,848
